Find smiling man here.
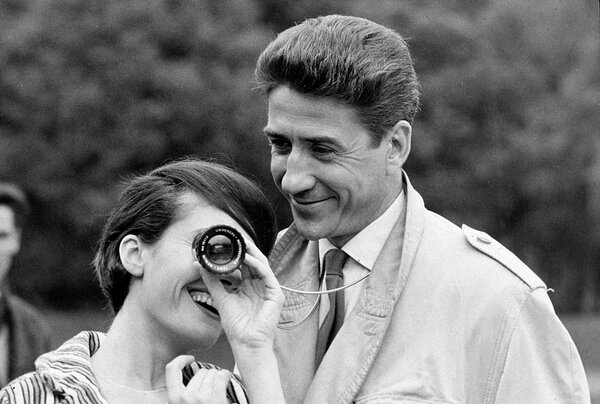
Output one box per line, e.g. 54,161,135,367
256,14,590,404
265,85,407,246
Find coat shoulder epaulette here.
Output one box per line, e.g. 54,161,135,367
461,224,546,290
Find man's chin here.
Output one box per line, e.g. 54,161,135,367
293,220,353,247
294,221,328,241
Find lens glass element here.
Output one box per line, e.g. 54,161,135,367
193,225,246,274
205,235,235,264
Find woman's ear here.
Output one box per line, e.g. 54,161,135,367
386,120,412,174
119,235,145,277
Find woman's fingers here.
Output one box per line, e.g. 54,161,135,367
184,368,231,404
196,238,283,328
243,256,283,307
245,240,269,267
196,263,227,294
166,356,231,404
242,254,262,280
243,242,280,289
166,355,196,401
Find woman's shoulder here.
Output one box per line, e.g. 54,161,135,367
1,371,56,404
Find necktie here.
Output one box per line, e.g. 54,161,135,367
315,249,348,366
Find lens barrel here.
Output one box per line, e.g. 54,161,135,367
193,225,246,274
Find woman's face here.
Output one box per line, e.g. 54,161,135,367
132,192,252,352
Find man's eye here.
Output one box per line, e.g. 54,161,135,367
312,145,335,157
268,138,291,153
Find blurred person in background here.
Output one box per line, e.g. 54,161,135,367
0,159,286,404
256,14,590,403
0,183,51,387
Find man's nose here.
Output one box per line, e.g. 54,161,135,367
280,150,316,195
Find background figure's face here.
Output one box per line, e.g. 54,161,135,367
131,193,250,352
265,86,399,247
0,205,21,284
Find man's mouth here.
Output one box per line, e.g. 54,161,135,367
188,290,219,316
291,196,332,205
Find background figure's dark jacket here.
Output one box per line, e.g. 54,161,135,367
4,292,52,386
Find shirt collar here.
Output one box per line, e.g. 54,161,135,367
319,190,405,271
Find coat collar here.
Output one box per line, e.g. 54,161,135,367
35,331,107,402
269,172,427,403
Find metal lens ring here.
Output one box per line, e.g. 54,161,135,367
193,225,246,275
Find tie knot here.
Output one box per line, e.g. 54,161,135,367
323,249,347,276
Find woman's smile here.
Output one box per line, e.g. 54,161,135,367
188,288,219,319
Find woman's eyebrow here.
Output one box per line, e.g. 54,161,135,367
188,227,210,238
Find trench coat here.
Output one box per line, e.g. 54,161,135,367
268,173,590,404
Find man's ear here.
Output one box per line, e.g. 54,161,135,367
386,120,412,174
119,235,145,277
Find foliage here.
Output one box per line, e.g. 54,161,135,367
0,0,598,311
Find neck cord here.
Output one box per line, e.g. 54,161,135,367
280,273,371,295
276,268,371,330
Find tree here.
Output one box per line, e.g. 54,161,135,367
0,0,597,312
0,0,276,306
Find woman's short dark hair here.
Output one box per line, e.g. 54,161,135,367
94,158,277,314
255,14,420,143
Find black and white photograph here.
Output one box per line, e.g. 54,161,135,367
0,0,598,402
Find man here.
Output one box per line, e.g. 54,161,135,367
256,15,590,403
0,183,51,387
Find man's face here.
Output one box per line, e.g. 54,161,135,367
264,86,400,247
0,205,20,283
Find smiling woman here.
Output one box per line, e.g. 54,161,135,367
0,159,286,404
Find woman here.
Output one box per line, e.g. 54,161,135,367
0,159,285,403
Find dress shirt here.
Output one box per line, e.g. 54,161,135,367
318,190,405,324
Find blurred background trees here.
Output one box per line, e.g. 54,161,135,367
0,0,598,312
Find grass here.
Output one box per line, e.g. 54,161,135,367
560,314,600,403
560,314,600,371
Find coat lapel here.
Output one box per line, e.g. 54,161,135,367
270,226,322,403
270,173,426,403
305,200,409,403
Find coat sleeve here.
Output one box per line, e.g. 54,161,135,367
494,288,591,403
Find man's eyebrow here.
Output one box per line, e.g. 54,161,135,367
263,129,345,148
305,135,345,149
263,129,279,137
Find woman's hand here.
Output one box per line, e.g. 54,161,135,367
196,240,284,351
166,355,232,404
198,242,287,404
